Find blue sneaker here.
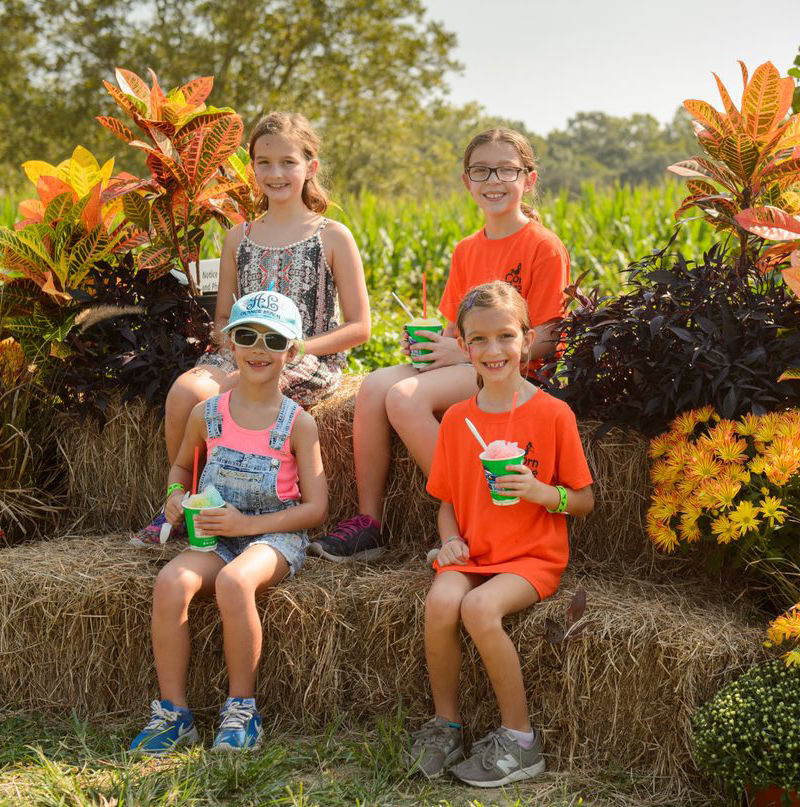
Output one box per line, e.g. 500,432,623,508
212,697,263,751
129,699,198,754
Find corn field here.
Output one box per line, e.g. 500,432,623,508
1,182,716,369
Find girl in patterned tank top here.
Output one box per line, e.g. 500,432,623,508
134,112,370,546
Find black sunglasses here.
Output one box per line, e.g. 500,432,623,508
230,327,293,352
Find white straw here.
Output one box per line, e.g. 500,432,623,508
464,418,488,451
391,291,414,319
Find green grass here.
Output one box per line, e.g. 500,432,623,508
0,713,714,807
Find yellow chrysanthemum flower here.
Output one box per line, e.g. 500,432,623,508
767,606,800,643
671,410,699,436
711,514,739,544
728,466,751,486
651,460,677,488
782,649,800,668
749,456,767,474
755,414,780,443
649,522,679,552
649,492,680,522
760,496,787,528
735,413,761,437
679,511,701,543
695,405,715,423
714,434,748,464
649,433,675,459
728,500,761,535
686,448,723,482
707,478,741,509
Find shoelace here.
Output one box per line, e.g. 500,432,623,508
471,730,513,770
327,515,375,541
412,719,455,751
143,700,180,731
218,701,254,733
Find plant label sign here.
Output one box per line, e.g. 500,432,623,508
191,260,220,294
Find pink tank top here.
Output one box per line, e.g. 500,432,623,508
205,390,300,501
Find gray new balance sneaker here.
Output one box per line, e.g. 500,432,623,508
404,716,464,778
449,727,545,787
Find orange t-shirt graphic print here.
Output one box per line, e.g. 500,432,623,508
426,390,593,600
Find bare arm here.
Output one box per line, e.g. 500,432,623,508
528,318,561,362
213,224,245,342
495,464,595,517
303,222,371,356
164,405,208,525
434,500,470,566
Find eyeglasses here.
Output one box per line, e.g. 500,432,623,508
466,165,527,182
230,327,293,352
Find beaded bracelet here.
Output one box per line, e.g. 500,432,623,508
442,535,462,545
547,485,568,514
166,482,185,498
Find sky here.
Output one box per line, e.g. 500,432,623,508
422,0,800,136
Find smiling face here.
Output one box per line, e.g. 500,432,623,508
461,141,535,218
252,133,317,205
458,305,532,383
230,323,296,382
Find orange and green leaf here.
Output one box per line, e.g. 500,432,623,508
741,62,794,141
684,99,729,138
719,133,760,181
96,116,134,144
115,68,151,105
736,206,800,241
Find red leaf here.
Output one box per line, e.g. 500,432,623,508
147,68,167,120
177,76,214,108
736,206,800,241
566,586,587,628
542,617,565,645
103,80,144,120
783,266,800,297
684,99,729,138
80,184,102,231
37,176,75,206
115,68,150,103
712,72,741,126
96,116,134,144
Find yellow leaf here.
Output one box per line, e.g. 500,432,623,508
22,160,57,185
69,146,100,198
49,340,72,359
54,158,71,183
98,157,116,185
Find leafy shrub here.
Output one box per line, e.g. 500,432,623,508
692,660,800,791
545,244,800,435
56,253,212,419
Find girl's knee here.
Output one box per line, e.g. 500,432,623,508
385,378,424,426
215,566,253,605
166,369,220,413
425,582,466,624
357,366,405,409
153,565,199,610
460,589,500,634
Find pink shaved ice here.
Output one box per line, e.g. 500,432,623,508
483,440,521,460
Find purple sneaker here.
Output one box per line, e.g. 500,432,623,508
307,514,386,563
130,510,185,548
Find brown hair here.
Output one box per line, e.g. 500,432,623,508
456,281,531,388
248,111,328,215
463,127,540,221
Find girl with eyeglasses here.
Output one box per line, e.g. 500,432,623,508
133,111,370,546
313,128,571,563
130,290,328,754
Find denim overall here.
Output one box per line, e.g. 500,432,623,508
197,394,308,576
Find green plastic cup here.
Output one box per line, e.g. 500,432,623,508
182,501,225,551
479,450,525,506
406,318,443,369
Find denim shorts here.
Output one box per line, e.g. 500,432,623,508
212,531,309,577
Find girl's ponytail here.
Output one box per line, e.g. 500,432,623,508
463,128,540,222
248,111,329,215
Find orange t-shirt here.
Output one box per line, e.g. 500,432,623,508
438,219,570,374
426,390,593,600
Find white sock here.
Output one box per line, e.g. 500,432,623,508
502,725,535,749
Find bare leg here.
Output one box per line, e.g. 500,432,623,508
385,365,477,475
214,544,289,697
459,574,540,731
164,366,229,463
352,364,418,521
151,550,225,707
424,571,482,723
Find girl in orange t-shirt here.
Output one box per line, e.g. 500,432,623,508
311,128,570,563
405,281,594,787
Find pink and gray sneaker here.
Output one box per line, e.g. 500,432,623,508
307,514,386,563
130,510,186,548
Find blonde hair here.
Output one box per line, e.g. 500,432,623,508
456,281,531,388
463,128,540,221
248,111,328,215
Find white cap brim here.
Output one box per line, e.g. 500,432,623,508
221,318,301,340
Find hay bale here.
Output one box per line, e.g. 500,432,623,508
55,398,168,533
0,535,761,798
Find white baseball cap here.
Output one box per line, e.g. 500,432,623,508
221,291,303,341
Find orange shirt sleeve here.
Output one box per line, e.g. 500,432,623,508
438,242,464,325
525,239,570,327
554,407,593,490
426,417,453,502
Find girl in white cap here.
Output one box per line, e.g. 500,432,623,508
130,290,328,754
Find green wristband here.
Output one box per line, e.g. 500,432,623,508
166,483,185,498
547,485,568,514
442,535,462,545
